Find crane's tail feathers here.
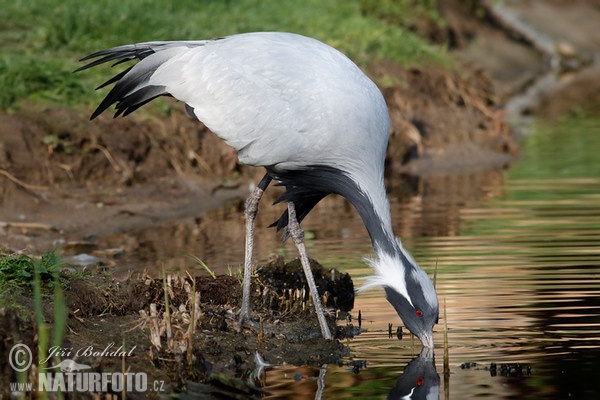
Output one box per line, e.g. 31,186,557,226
75,44,161,74
266,166,341,235
76,41,209,72
76,41,210,119
269,191,325,237
96,67,133,91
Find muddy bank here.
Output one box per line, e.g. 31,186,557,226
447,0,600,122
1,258,355,398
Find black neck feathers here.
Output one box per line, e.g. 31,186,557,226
267,165,398,256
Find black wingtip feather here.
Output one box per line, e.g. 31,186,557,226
80,42,207,119
116,86,166,118
95,67,132,90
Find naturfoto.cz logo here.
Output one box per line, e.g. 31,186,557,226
8,343,166,394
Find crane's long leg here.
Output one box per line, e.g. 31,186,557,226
287,201,333,340
239,174,272,327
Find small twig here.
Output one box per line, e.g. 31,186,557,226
149,304,162,350
162,268,173,350
122,316,147,333
70,309,85,323
88,143,123,173
56,162,76,181
1,221,54,230
187,277,197,366
0,169,48,191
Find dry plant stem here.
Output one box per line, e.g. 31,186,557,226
0,168,48,191
149,304,161,350
163,270,173,349
88,143,123,173
187,278,196,365
0,221,54,230
287,201,332,340
258,317,264,343
443,298,449,376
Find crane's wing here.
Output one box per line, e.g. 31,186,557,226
77,40,212,119
78,32,391,234
77,32,377,168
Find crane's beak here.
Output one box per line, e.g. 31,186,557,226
419,331,434,348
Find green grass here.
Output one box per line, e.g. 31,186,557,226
1,249,67,395
0,250,64,288
0,250,64,313
1,0,448,111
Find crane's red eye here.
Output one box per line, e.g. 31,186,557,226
416,309,423,317
417,376,424,386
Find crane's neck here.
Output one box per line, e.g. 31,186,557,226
270,164,404,261
344,175,402,258
324,166,404,257
342,168,439,330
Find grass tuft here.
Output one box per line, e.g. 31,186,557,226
0,250,65,293
188,255,216,280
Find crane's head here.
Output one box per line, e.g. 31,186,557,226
361,251,439,347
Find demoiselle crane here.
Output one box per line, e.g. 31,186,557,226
77,32,439,347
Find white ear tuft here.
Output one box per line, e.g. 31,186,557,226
358,253,414,307
357,256,386,292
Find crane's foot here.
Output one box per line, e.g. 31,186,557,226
236,311,259,332
236,310,281,337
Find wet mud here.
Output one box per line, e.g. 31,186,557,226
0,258,354,398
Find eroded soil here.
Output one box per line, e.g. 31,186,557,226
1,258,354,398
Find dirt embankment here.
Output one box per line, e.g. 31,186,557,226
0,257,354,398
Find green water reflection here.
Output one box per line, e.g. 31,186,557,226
510,117,600,180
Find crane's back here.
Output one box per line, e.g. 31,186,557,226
150,32,390,171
